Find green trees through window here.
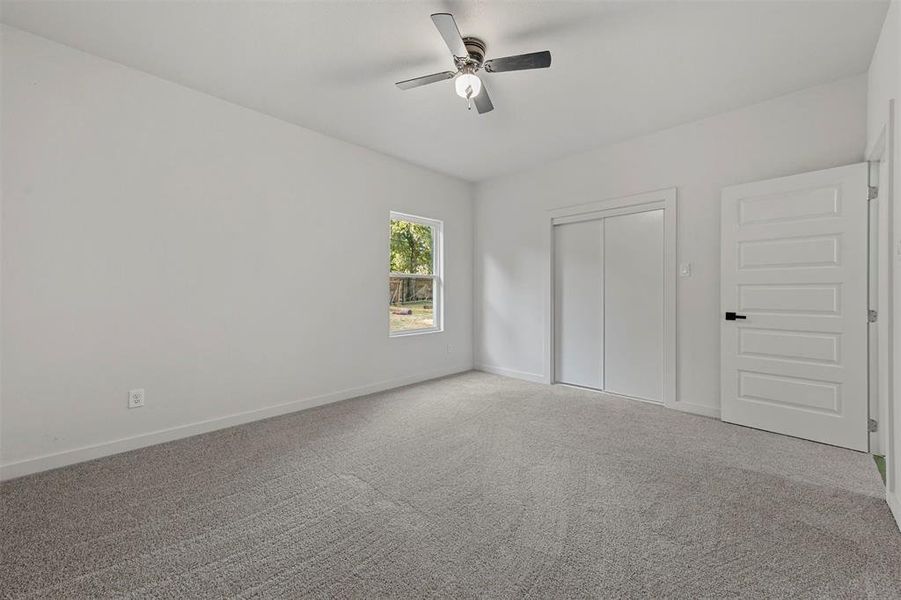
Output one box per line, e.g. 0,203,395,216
390,220,433,274
389,216,439,333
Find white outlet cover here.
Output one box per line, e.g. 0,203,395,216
128,388,145,409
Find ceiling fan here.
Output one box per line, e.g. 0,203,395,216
396,13,552,114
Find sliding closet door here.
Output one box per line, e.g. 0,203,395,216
604,210,664,402
554,220,604,388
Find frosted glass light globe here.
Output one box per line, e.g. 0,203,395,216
455,73,482,99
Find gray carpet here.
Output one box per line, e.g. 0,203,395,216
1,371,899,599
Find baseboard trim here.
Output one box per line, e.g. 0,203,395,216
476,364,545,384
0,363,473,481
668,401,721,419
887,490,901,533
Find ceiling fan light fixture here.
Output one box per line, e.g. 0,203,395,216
395,13,551,115
454,71,482,99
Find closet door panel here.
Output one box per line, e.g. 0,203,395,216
554,220,604,389
604,210,664,401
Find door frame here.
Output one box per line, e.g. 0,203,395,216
867,99,895,498
545,188,677,408
868,127,891,459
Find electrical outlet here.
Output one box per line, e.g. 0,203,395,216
679,263,692,277
128,388,145,409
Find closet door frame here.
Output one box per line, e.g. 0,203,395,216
546,188,678,408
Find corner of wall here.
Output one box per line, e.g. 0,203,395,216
469,180,480,370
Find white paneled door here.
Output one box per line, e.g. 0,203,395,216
604,210,664,401
554,220,604,389
721,163,869,451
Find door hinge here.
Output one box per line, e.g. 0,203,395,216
868,186,878,200
868,309,878,323
868,418,878,433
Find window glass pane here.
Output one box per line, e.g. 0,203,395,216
389,276,435,332
390,220,433,275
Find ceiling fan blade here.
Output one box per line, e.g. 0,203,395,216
395,71,456,90
474,85,494,114
431,13,469,58
484,50,552,73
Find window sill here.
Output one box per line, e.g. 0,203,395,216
389,327,443,338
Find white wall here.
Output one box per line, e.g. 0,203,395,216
0,26,474,479
866,0,901,529
475,75,867,418
867,1,898,151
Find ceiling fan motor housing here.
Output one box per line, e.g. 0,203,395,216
462,37,487,68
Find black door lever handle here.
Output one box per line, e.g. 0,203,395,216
725,312,747,321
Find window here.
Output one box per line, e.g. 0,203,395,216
389,212,442,336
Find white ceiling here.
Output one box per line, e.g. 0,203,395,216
0,1,889,182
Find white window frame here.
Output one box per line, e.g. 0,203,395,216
389,211,444,337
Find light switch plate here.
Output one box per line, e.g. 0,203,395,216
128,388,145,409
679,263,691,277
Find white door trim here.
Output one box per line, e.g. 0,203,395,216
867,121,892,463
867,100,897,531
545,188,677,408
